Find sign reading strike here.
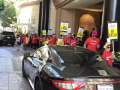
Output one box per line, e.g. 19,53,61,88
77,27,84,37
108,22,118,39
60,22,68,31
42,30,46,35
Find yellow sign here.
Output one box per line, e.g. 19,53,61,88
60,22,68,31
108,23,118,39
17,30,22,32
60,32,64,35
108,29,118,38
57,39,64,45
42,30,46,35
77,27,84,37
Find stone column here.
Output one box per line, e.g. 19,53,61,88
101,0,120,51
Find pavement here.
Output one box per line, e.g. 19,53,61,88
0,44,36,90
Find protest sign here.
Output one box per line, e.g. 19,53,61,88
42,30,46,35
108,22,118,39
77,27,84,37
60,22,68,31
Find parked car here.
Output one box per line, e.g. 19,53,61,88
2,31,15,46
22,45,120,90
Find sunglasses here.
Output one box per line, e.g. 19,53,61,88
107,47,111,49
93,35,97,37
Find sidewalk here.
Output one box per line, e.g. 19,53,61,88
0,45,35,90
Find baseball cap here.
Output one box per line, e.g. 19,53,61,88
92,31,97,36
72,33,75,36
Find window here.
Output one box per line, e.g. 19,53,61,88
32,18,36,25
18,19,20,23
28,19,30,23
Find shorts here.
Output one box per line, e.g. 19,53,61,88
17,42,21,45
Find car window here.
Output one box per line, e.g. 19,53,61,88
33,47,50,61
3,32,14,35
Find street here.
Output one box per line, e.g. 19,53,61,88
0,44,35,90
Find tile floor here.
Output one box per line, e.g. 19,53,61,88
0,45,35,90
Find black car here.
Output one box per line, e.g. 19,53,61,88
22,45,120,90
2,31,15,46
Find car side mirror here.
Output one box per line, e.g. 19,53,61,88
24,53,30,57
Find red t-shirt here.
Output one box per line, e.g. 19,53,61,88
101,50,112,66
71,38,77,46
22,36,25,41
23,37,29,45
85,37,100,53
19,34,22,40
50,37,57,45
64,37,71,45
31,36,38,44
39,37,43,42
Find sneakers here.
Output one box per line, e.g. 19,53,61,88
17,49,19,51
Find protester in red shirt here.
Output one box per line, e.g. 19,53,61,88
84,31,100,53
50,34,57,45
31,34,38,49
23,34,29,52
18,33,22,40
64,33,71,45
38,34,43,48
71,34,77,46
100,42,116,66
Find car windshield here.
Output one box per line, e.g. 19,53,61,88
3,32,14,35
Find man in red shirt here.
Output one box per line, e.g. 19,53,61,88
84,31,100,53
50,34,57,45
64,33,71,45
100,42,116,66
38,34,43,48
71,34,77,46
31,34,38,49
23,34,29,52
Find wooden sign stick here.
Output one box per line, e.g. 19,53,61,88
112,40,114,55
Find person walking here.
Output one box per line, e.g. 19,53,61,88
84,31,100,53
38,34,43,48
49,34,57,45
31,34,38,50
28,33,32,47
0,33,3,47
100,42,116,66
23,34,29,52
16,35,21,51
64,33,71,45
70,34,77,46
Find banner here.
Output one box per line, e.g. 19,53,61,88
57,38,64,45
47,29,52,35
42,30,46,35
77,27,84,37
60,22,68,31
108,22,118,39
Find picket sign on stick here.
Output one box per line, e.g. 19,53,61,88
112,40,114,55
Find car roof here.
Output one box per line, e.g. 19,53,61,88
48,45,93,53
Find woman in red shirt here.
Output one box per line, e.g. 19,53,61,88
100,42,116,66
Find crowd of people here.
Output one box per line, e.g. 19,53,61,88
0,27,115,66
